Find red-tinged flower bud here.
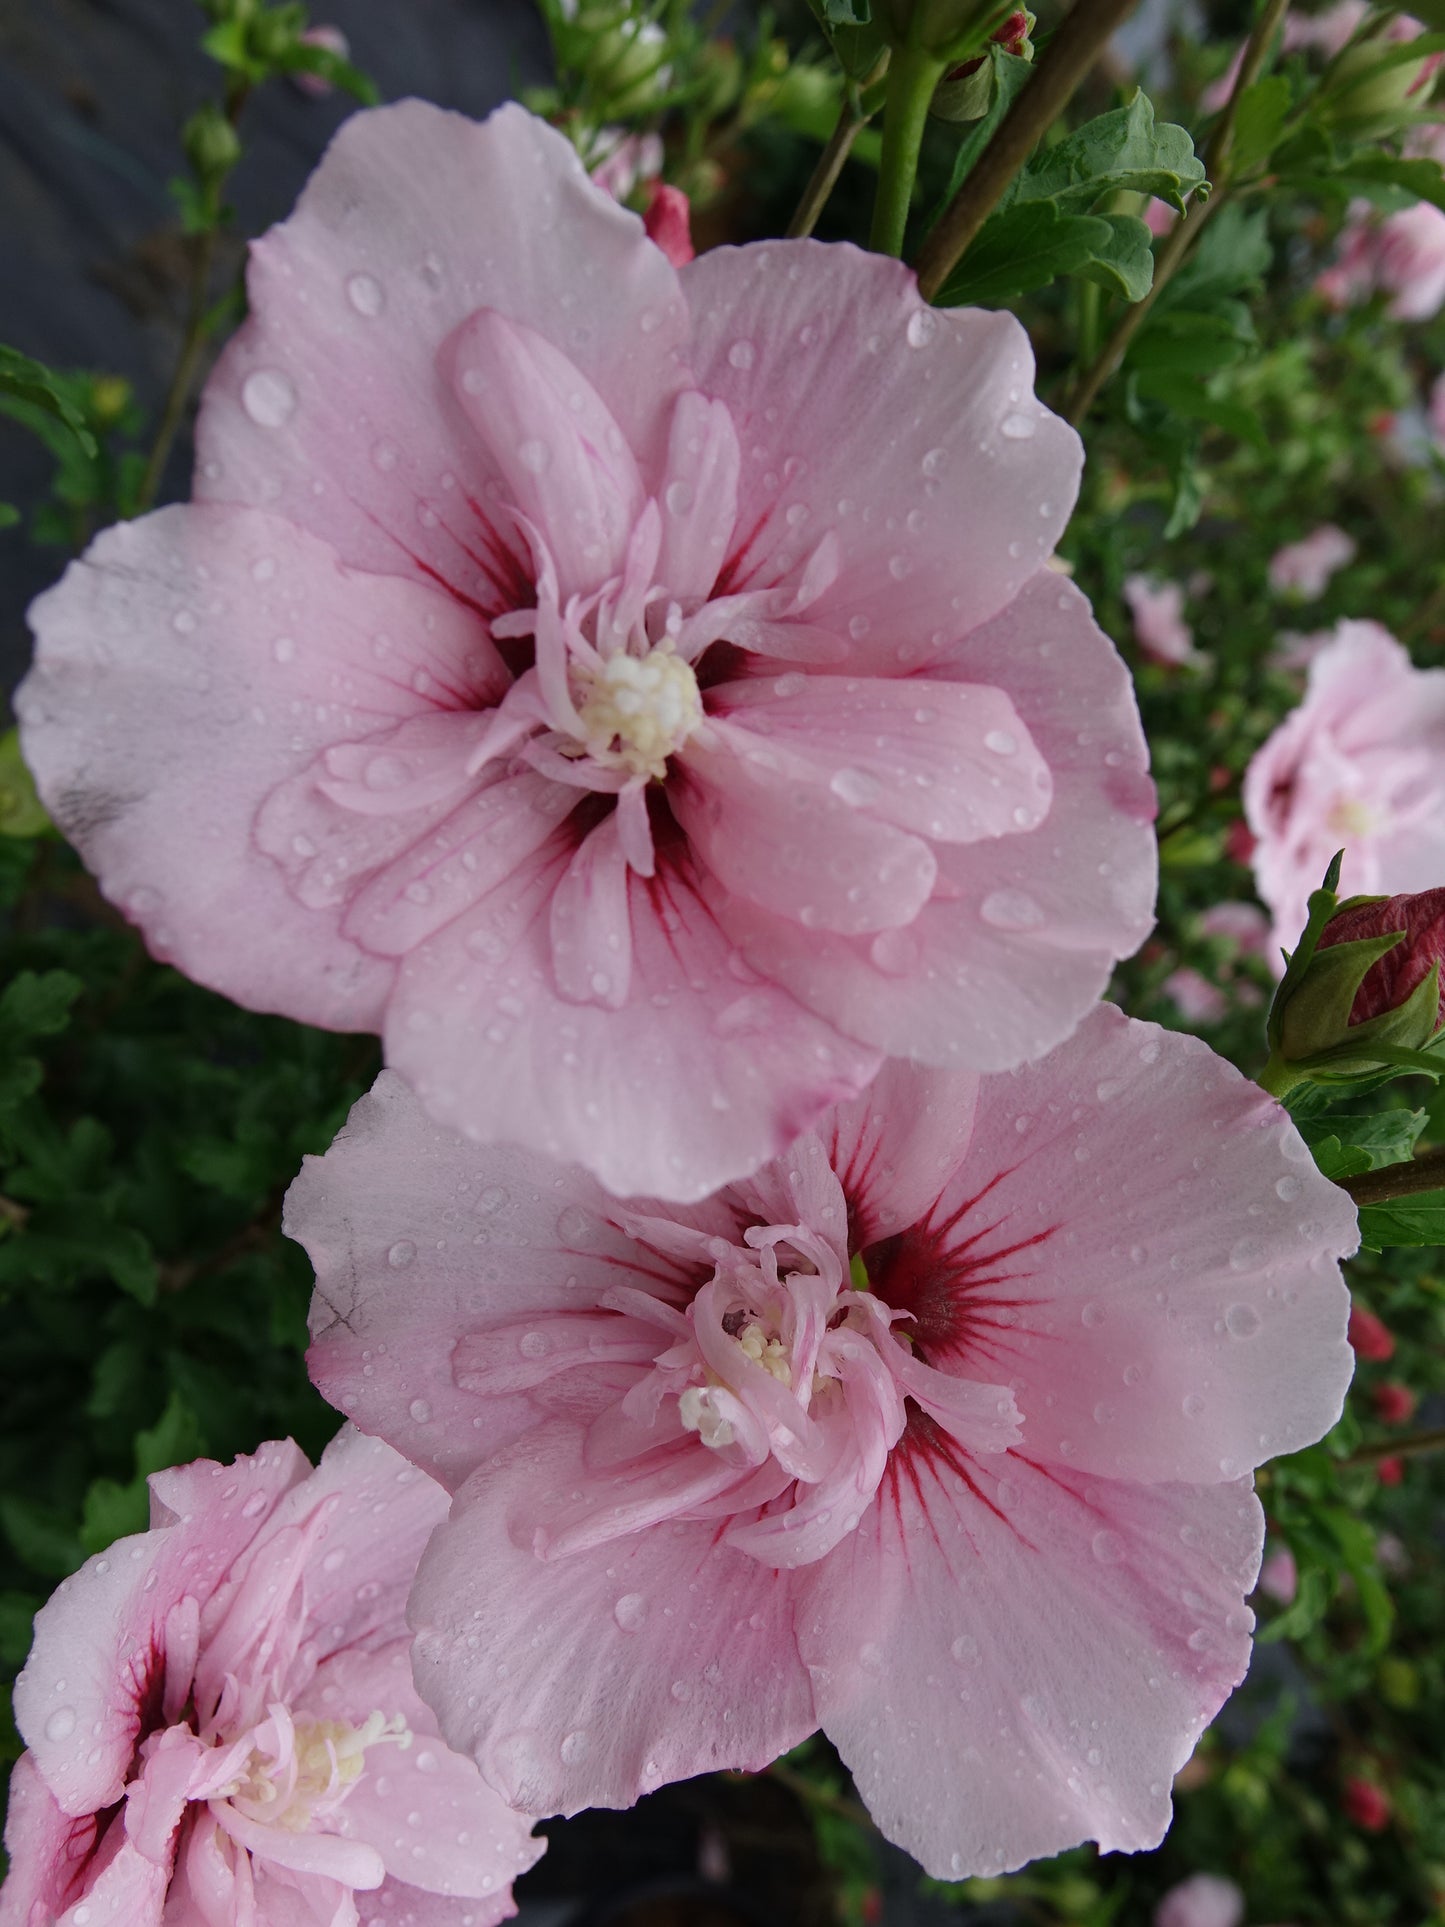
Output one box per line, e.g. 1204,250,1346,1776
1343,1776,1392,1829
1349,1304,1395,1362
1374,1381,1417,1426
1376,1455,1404,1488
1225,821,1257,866
642,182,694,269
1316,888,1445,1029
932,9,1035,118
293,24,350,99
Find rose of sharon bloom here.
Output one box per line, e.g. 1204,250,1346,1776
1162,967,1227,1026
1154,1873,1246,1927
1314,886,1445,1028
293,1004,1355,1880
1242,621,1445,954
0,1428,541,1927
1123,575,1198,666
1318,197,1445,322
1267,524,1356,601
18,103,1155,1205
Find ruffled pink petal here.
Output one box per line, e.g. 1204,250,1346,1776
705,674,1052,844
654,392,741,606
409,1419,815,1816
799,1443,1263,1878
196,102,690,610
383,834,881,1202
213,1797,385,1888
357,1885,521,1927
299,1643,543,1902
124,1725,207,1864
550,814,634,1008
15,1441,308,1818
19,507,504,1030
292,1073,692,1489
682,241,1080,670
821,1060,980,1246
712,574,1156,1069
675,723,937,935
446,308,645,599
0,1753,99,1927
865,1006,1356,1485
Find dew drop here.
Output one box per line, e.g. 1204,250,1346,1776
561,1729,590,1763
614,1592,648,1632
272,636,296,664
999,411,1036,440
829,767,880,808
408,1398,432,1423
950,1633,980,1665
906,309,938,348
1182,1393,1206,1419
984,729,1017,756
921,447,946,477
242,368,297,429
1225,1302,1262,1339
372,440,399,472
870,927,921,976
346,272,384,317
172,608,198,635
979,889,1045,932
1091,1530,1125,1565
388,1240,417,1269
1275,1174,1302,1202
727,340,756,370
665,479,694,516
1080,1301,1106,1329
518,1331,548,1360
44,1706,76,1742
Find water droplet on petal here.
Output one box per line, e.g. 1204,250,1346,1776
727,340,756,370
979,889,1044,932
999,412,1036,440
346,271,384,317
614,1592,648,1632
1225,1302,1262,1339
408,1398,432,1423
906,309,938,349
519,439,551,475
829,767,880,808
984,729,1017,755
241,368,297,428
44,1706,76,1742
561,1730,590,1763
1091,1530,1125,1564
388,1240,417,1269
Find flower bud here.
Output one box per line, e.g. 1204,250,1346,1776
1377,1455,1405,1487
931,11,1034,119
1343,1776,1392,1829
1154,1874,1245,1927
1348,1304,1395,1362
1324,34,1444,140
1268,875,1445,1085
1374,1380,1417,1425
642,182,694,268
183,103,242,183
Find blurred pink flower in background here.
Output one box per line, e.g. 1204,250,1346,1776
1124,574,1201,665
1268,524,1356,600
1154,1871,1246,1927
1199,901,1271,955
1243,621,1445,954
19,101,1157,1204
1318,199,1445,322
1256,1544,1298,1604
0,1429,540,1927
1349,1302,1396,1361
294,1005,1355,1881
589,129,665,201
1163,966,1227,1025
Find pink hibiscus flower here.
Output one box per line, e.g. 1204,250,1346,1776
1267,524,1356,601
1123,575,1200,667
293,1003,1354,1880
1317,198,1445,322
1243,620,1445,955
18,102,1155,1204
1,1428,541,1927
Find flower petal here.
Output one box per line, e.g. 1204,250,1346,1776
196,102,690,611
682,241,1080,669
409,1419,815,1815
822,1059,980,1247
799,1438,1263,1878
292,1072,694,1490
863,1006,1357,1485
383,834,881,1201
0,1753,102,1927
18,507,503,1030
712,574,1156,1069
674,722,938,936
655,391,741,606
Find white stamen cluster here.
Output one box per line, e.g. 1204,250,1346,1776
575,644,703,781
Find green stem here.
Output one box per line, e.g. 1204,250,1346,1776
1344,1425,1445,1468
870,38,946,257
787,56,888,240
913,0,1144,300
1340,1144,1445,1208
1257,1050,1307,1102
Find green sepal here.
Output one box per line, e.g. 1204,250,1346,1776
1264,851,1344,1052
1275,928,1410,1060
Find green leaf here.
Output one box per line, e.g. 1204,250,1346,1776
0,1205,158,1304
805,0,887,78
0,346,98,460
936,201,1118,306
1317,151,1445,214
0,729,50,839
0,1497,83,1580
1357,1189,1445,1249
1013,90,1206,216
1132,370,1268,446
0,503,18,530
1295,1104,1428,1174
1077,213,1156,301
0,970,82,1111
930,48,1035,215
1231,74,1292,173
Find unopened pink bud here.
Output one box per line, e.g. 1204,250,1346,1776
642,181,694,268
1343,1776,1392,1829
1315,887,1445,1028
1374,1381,1417,1425
294,24,349,98
1349,1304,1395,1362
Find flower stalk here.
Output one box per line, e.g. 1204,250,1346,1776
870,36,949,255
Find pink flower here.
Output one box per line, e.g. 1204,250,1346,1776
1242,621,1445,955
0,1428,541,1927
1256,1544,1298,1604
1154,1873,1246,1927
1199,901,1271,955
1123,575,1200,666
1342,1776,1392,1830
1163,966,1227,1025
1267,525,1356,600
18,103,1155,1204
589,129,665,202
1318,198,1445,321
641,181,694,268
1374,1380,1417,1424
294,1003,1355,1879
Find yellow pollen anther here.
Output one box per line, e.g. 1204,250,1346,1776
575,644,703,780
1327,796,1377,838
737,1322,793,1385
